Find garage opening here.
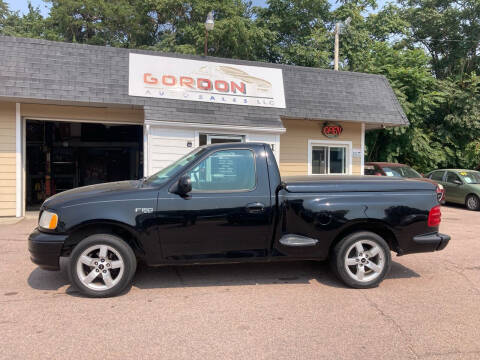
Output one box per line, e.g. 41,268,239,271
26,120,143,210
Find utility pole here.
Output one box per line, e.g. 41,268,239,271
334,23,340,71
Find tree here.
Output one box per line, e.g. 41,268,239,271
148,0,274,60
0,2,57,39
46,0,155,47
435,74,480,169
254,0,332,67
400,0,480,79
363,43,447,172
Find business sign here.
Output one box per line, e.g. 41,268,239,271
128,53,286,108
322,122,343,138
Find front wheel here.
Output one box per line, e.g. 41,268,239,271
69,234,137,298
465,194,480,211
330,231,391,289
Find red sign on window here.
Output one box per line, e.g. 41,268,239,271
322,123,343,138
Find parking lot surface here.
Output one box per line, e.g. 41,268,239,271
0,205,479,360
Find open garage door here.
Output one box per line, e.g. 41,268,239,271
26,120,143,210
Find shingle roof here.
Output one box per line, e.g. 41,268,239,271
0,35,408,128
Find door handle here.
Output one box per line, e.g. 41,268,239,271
246,202,265,214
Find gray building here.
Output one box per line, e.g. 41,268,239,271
0,35,407,217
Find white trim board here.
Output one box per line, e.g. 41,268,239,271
361,122,365,175
15,103,22,217
22,116,142,126
307,139,353,175
144,120,286,134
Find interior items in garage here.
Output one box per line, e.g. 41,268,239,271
26,120,143,210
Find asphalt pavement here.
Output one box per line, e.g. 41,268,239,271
0,205,479,359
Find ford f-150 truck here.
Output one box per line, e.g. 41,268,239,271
29,143,450,297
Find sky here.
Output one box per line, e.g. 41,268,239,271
6,0,50,16
5,0,384,17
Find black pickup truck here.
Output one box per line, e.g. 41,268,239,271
29,143,450,297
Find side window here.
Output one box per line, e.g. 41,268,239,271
188,149,256,192
446,172,461,184
430,171,444,181
364,165,376,175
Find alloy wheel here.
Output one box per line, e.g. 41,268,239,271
76,244,125,291
344,239,386,283
467,195,479,210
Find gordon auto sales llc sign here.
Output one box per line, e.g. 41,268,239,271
128,53,286,108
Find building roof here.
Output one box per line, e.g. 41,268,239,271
0,36,408,128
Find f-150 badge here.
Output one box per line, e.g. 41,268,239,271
135,208,153,214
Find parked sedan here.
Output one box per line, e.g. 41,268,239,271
365,162,445,203
425,169,480,210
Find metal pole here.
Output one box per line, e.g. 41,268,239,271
204,29,208,56
334,22,340,71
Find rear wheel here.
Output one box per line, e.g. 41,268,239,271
69,234,137,298
330,231,391,288
465,194,480,211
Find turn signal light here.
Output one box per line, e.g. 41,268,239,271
428,205,441,227
39,211,58,230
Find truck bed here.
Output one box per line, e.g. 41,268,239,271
282,175,436,193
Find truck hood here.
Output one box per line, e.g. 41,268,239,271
282,175,436,193
42,180,142,209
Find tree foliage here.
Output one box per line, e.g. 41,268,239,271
1,0,480,171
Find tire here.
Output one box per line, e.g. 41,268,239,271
465,194,480,211
330,231,391,289
69,234,137,298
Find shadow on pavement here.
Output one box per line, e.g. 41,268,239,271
27,267,69,291
386,261,420,279
27,259,420,296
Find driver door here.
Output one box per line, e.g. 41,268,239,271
157,147,273,259
444,171,463,203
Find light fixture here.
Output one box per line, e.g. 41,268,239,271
204,11,214,56
205,11,214,31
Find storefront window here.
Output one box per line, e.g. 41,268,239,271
311,143,348,175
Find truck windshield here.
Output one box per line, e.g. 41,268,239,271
382,166,422,178
144,147,207,186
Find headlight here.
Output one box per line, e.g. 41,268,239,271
39,211,58,230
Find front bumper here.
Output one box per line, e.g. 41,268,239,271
406,232,450,254
28,229,68,271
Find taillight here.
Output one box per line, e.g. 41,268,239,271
428,205,441,227
436,184,445,202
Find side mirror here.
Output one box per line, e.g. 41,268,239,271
176,175,192,195
453,179,462,185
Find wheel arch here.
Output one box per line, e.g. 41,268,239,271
465,192,480,202
329,220,399,256
62,220,145,258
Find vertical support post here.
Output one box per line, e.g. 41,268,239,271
15,103,22,217
334,23,340,71
204,29,209,56
361,122,365,175
143,124,150,177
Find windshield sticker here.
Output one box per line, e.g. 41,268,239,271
464,177,472,184
385,171,394,176
460,172,468,176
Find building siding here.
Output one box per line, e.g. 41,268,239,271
279,119,362,176
147,125,281,175
148,127,196,175
0,102,16,216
